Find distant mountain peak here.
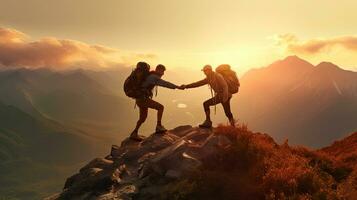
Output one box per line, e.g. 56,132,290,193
283,55,303,61
279,55,312,65
315,62,341,71
268,55,314,72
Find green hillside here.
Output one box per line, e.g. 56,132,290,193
0,102,99,200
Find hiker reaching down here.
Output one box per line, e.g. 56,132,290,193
181,64,239,128
124,62,182,141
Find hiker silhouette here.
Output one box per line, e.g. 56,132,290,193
181,64,239,128
124,62,183,141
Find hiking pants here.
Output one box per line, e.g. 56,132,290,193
203,96,233,119
136,98,164,125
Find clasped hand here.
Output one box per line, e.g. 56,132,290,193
177,84,186,90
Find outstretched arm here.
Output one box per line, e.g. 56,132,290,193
142,75,178,89
184,78,208,89
155,78,178,89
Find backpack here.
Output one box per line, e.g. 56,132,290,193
216,64,240,94
123,62,150,99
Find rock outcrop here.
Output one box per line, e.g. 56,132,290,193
47,126,357,200
47,125,237,199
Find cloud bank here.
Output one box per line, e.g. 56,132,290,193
277,34,357,55
0,27,156,70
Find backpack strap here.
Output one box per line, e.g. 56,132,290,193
209,85,217,115
155,86,158,97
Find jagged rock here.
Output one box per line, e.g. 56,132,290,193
170,125,194,137
48,126,357,200
138,152,156,163
50,126,237,200
141,132,179,151
165,169,181,179
185,130,210,143
61,167,122,199
80,158,114,173
111,145,126,158
116,184,138,199
64,171,99,190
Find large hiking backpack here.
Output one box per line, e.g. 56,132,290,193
123,62,150,99
216,64,240,94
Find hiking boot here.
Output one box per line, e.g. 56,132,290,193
199,120,213,128
155,125,167,133
130,130,145,141
229,118,236,127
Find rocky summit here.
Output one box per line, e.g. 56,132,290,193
47,125,357,200
46,125,232,199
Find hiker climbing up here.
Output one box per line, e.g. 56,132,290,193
181,64,239,128
124,62,182,141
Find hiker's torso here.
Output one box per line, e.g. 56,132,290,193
207,72,231,103
207,72,229,94
139,73,159,98
140,72,178,98
186,72,231,99
142,73,159,90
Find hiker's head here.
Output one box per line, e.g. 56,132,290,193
136,62,150,75
155,64,166,76
137,62,150,70
135,62,150,78
202,65,213,76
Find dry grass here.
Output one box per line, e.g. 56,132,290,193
161,125,355,200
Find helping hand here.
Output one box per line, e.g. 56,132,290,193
178,84,186,90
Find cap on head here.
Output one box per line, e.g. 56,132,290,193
202,65,213,72
156,64,166,71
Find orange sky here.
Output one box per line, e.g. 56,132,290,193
1,0,357,73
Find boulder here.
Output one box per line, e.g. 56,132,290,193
80,158,114,173
61,168,122,199
51,126,236,200
169,125,194,137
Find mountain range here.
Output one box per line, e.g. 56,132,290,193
238,56,357,147
0,55,356,199
0,100,98,199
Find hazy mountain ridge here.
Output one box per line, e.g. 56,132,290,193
0,68,137,138
1,56,356,146
1,56,356,199
238,56,357,147
0,67,212,138
0,100,101,199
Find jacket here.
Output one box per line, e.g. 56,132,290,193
141,73,178,97
185,72,230,102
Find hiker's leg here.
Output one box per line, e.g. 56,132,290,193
203,96,219,121
146,99,164,126
222,97,235,126
134,100,148,132
222,97,233,120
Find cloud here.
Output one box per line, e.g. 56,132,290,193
0,27,157,70
276,33,357,55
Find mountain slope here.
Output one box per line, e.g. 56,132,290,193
0,101,100,199
237,56,357,147
0,68,213,139
48,125,357,200
320,131,357,169
0,69,137,139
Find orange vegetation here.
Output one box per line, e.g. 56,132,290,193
162,125,356,200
